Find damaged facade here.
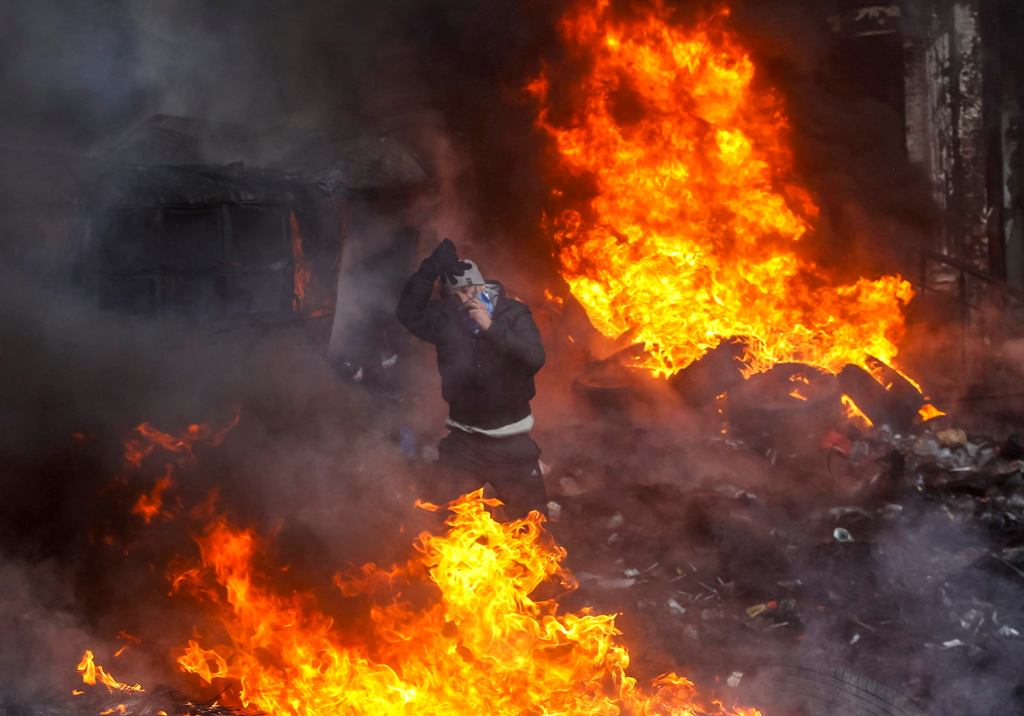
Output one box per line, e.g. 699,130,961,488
823,0,1024,409
0,114,430,332
852,0,1024,291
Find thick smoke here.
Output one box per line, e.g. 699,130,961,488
2,1,1022,714
0,2,561,704
0,258,431,700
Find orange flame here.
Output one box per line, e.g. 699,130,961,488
544,288,566,309
123,411,240,470
529,0,913,378
170,491,758,715
290,211,312,313
131,469,174,524
841,394,874,428
918,403,946,421
76,650,143,693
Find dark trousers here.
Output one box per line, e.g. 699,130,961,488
435,429,547,518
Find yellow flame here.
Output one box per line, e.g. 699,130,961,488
841,394,874,428
76,650,143,693
919,403,946,421
530,0,913,378
171,491,759,715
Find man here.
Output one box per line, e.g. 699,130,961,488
396,238,546,516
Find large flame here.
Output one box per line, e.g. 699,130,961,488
165,491,757,715
530,0,913,377
76,420,759,713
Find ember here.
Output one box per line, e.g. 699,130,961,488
529,0,914,379
290,210,312,313
130,467,173,524
124,413,240,471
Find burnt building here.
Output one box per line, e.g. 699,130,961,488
829,0,1024,291
0,114,430,339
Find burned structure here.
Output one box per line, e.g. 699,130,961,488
0,114,430,336
822,1,1023,286
830,0,1024,417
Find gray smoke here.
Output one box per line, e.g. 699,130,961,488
4,1,1021,713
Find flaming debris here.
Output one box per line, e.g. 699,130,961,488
841,394,875,428
76,650,143,694
529,0,914,378
918,403,946,422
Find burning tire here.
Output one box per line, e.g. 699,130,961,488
727,363,841,450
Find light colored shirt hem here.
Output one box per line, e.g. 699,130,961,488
447,413,534,437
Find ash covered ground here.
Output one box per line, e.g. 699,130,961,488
538,412,1024,715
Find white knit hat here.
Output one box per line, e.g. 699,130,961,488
440,259,485,291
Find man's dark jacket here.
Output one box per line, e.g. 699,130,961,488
396,272,545,430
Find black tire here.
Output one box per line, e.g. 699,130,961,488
737,661,926,716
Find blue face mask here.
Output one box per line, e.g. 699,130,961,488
465,288,495,334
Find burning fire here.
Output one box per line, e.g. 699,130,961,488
124,413,239,470
841,394,874,428
78,492,758,715
175,491,757,714
122,411,240,526
131,467,173,524
529,0,913,378
76,650,143,694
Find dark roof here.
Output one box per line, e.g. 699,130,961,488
103,114,431,195
103,115,254,166
0,113,431,209
0,146,334,209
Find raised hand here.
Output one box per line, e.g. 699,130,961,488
420,238,471,282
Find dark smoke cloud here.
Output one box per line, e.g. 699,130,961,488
0,255,435,703
0,0,147,150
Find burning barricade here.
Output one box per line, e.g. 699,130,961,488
71,414,760,715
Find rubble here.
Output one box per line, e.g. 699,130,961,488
4,689,245,716
539,414,1024,715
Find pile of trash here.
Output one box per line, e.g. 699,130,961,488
542,419,1024,715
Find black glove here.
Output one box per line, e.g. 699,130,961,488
419,238,472,282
